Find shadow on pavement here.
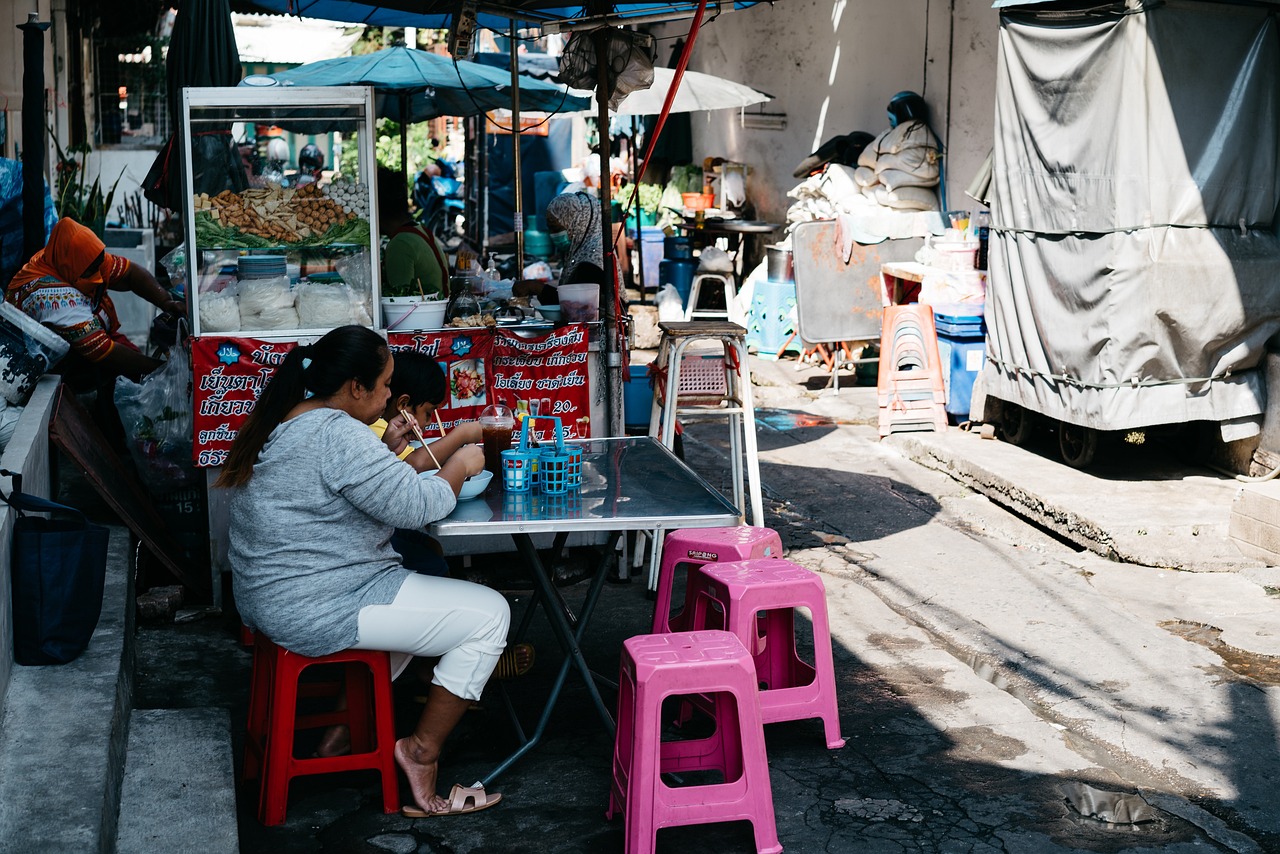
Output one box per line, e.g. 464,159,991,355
136,572,1223,854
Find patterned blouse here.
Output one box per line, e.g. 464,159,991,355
7,254,132,362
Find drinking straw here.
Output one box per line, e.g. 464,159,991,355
400,409,441,469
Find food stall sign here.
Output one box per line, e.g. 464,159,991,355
191,326,592,466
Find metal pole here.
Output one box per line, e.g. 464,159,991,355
630,115,646,302
509,21,525,274
595,27,621,436
400,93,409,177
19,13,51,262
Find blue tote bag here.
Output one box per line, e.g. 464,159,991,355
2,471,109,665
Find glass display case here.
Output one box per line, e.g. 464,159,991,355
180,86,380,337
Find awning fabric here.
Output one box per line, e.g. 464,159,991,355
238,0,763,29
981,0,1280,432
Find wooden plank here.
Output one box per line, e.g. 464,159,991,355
48,385,210,603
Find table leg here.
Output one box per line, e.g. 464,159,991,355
480,534,616,786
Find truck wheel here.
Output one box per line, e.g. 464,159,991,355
1058,423,1098,469
1000,403,1035,446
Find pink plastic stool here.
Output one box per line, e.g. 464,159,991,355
685,559,846,749
243,633,400,825
653,527,783,635
607,631,782,854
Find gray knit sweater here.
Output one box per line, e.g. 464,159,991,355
228,408,457,657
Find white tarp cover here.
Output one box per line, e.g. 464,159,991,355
983,0,1280,430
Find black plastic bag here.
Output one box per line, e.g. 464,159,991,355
3,471,109,665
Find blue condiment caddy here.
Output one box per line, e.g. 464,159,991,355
501,415,582,494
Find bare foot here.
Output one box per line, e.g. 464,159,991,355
395,736,448,814
315,724,350,758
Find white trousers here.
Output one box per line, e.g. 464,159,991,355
352,573,510,702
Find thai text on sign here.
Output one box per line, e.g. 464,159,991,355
190,326,592,467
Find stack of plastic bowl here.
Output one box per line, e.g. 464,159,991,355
238,255,287,281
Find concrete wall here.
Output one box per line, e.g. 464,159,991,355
0,376,60,707
650,0,1000,225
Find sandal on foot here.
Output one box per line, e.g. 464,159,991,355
494,643,535,680
402,784,503,818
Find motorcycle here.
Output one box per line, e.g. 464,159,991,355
413,157,466,251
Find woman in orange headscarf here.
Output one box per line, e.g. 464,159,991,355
7,217,185,383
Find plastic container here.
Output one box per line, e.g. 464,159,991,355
624,363,654,428
381,296,449,331
558,282,600,323
664,235,693,260
659,257,699,309
933,306,986,418
523,229,552,258
0,301,70,405
932,241,979,273
682,192,710,211
639,226,665,292
765,245,794,283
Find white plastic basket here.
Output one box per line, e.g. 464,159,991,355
0,301,70,405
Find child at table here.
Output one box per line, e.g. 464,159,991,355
371,350,481,474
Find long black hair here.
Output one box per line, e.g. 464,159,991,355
216,325,389,488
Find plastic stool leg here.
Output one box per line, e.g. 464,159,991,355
259,658,301,826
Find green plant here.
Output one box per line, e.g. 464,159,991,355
51,134,123,237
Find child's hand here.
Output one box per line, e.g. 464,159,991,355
454,445,485,478
382,412,414,455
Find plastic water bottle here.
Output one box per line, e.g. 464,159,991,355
975,210,991,271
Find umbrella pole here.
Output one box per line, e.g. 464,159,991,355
510,22,525,275
400,93,409,177
595,27,621,437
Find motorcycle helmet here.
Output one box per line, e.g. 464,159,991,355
887,91,928,128
299,143,324,172
266,137,289,164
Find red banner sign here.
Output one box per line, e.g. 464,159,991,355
191,336,299,467
191,326,592,467
389,324,592,443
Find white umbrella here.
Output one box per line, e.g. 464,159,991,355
571,66,771,115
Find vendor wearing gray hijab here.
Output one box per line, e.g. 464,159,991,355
514,191,607,304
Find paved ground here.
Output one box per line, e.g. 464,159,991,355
126,351,1280,853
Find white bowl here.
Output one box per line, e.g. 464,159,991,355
421,467,492,500
458,469,493,500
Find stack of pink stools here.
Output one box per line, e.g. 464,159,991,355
607,526,846,853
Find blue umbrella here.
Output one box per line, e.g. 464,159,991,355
243,0,763,29
257,45,586,121
247,45,588,178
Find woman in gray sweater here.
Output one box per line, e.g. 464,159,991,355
218,325,507,817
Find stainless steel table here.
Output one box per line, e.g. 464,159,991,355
429,436,739,784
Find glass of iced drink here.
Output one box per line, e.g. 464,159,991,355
479,403,515,476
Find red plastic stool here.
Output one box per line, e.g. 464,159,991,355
243,633,400,825
652,527,783,636
685,558,846,749
607,631,782,854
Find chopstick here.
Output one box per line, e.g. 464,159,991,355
434,411,447,438
400,408,442,469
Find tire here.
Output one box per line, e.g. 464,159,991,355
1058,422,1098,469
1000,403,1035,446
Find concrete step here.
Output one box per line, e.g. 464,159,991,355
115,708,239,854
0,526,133,854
